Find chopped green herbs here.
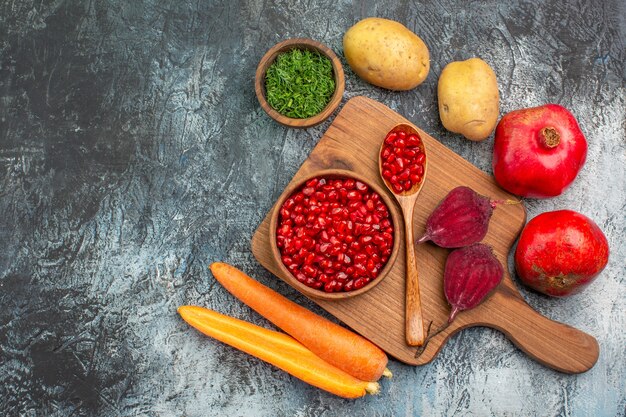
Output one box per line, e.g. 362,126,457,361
265,49,335,119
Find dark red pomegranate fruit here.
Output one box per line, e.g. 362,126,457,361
276,176,394,293
380,130,426,194
444,243,504,323
493,104,588,198
515,210,609,297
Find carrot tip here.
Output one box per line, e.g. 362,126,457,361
382,368,393,379
365,382,380,395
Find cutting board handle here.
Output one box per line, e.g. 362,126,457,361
484,289,599,374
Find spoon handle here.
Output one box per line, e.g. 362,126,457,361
402,200,425,346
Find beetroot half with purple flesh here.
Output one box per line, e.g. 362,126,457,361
444,243,504,323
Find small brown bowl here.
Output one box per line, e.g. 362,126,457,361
269,169,401,300
255,38,345,128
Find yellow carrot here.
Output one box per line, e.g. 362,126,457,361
209,262,391,382
178,306,380,399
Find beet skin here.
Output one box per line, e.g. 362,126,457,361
444,244,504,323
417,186,495,248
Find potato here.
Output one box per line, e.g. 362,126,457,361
437,58,499,141
343,18,429,91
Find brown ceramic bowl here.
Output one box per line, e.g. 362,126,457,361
269,169,401,300
255,38,345,128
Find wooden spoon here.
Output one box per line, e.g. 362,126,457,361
379,123,428,346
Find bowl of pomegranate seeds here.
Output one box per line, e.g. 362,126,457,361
270,169,401,299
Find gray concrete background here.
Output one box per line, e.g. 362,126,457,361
1,0,624,416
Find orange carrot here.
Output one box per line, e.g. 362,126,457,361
209,262,391,382
178,306,379,399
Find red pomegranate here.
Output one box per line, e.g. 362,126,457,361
515,210,609,297
493,104,587,198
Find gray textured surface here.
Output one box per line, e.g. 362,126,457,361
0,0,624,416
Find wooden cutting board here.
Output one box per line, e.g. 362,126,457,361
251,96,598,374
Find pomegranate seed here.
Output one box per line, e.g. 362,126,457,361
403,149,416,158
407,134,421,146
384,132,397,144
336,271,348,281
303,265,316,277
373,234,385,246
397,131,406,139
353,263,365,274
346,190,359,200
279,224,291,236
354,278,366,289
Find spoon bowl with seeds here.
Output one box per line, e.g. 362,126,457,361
378,123,429,346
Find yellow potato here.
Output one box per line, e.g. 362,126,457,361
343,18,429,91
437,58,500,141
